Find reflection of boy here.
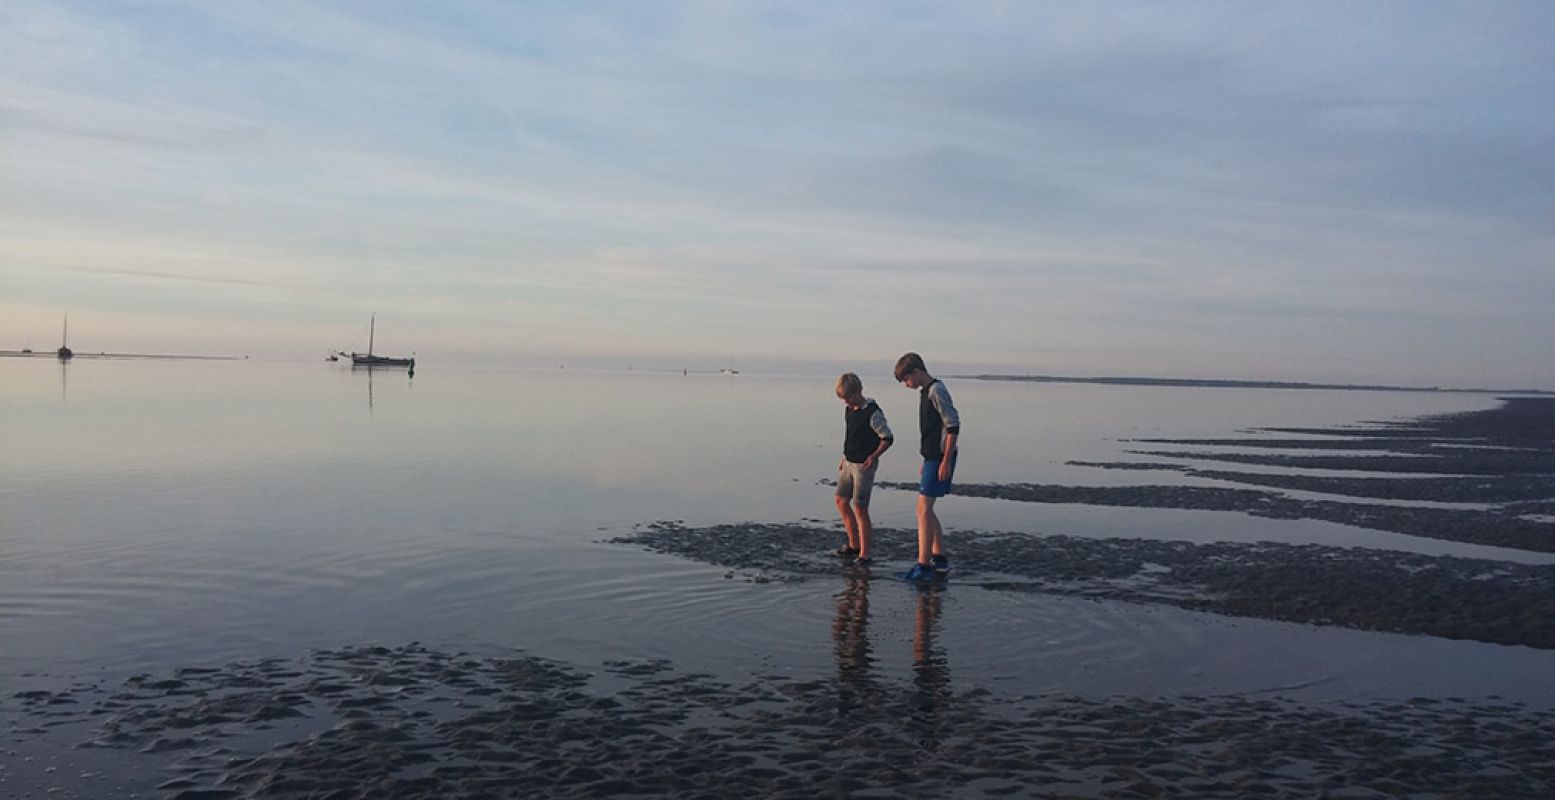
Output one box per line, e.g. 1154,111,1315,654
894,353,960,581
834,372,893,564
910,587,949,747
832,574,873,685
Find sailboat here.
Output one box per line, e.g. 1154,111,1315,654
57,313,73,360
345,315,414,369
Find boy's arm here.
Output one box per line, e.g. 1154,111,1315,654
938,432,958,481
931,383,960,433
864,407,894,469
864,440,891,470
931,384,960,480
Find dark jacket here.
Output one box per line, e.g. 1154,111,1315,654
844,399,894,463
918,380,961,459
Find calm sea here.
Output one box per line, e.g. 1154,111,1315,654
3,359,1551,703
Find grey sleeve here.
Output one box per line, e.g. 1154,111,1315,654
930,383,960,434
870,406,894,441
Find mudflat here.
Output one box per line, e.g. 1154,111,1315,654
899,396,1555,553
8,643,1554,799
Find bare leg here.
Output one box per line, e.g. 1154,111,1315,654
853,502,873,558
915,494,939,564
927,502,944,558
836,495,859,550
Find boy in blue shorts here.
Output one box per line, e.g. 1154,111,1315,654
833,372,893,565
894,353,959,581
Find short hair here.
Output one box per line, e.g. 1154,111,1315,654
894,352,926,382
835,372,863,398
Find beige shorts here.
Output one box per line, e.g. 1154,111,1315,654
836,461,878,508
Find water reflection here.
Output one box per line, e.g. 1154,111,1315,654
910,585,950,750
830,572,953,746
355,365,414,415
8,361,1522,691
831,572,878,709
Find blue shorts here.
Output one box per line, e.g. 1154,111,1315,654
919,454,957,497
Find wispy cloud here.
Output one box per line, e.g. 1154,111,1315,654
50,264,269,288
2,1,1552,385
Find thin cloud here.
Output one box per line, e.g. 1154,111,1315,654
2,1,1552,385
51,265,269,288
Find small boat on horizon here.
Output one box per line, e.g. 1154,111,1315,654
57,313,73,360
340,315,414,370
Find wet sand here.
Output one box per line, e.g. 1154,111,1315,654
890,481,1555,553
893,397,1555,553
615,522,1555,649
7,643,1554,799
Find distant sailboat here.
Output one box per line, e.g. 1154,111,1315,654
345,315,414,369
57,313,73,360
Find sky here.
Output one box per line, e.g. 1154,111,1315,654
3,1,1553,387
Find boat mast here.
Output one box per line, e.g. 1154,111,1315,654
57,312,73,360
369,314,375,357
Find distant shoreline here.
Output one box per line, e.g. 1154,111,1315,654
958,373,1554,395
0,350,245,361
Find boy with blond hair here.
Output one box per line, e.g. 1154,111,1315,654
833,372,893,565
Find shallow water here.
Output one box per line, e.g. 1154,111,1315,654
2,359,1549,708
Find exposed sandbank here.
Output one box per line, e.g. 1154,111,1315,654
7,643,1553,799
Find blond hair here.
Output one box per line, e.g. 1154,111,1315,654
835,372,863,398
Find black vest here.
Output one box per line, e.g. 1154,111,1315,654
844,401,883,463
920,382,945,459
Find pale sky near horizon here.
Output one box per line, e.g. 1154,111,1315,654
3,2,1552,387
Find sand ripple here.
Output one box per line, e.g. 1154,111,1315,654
7,644,1554,798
